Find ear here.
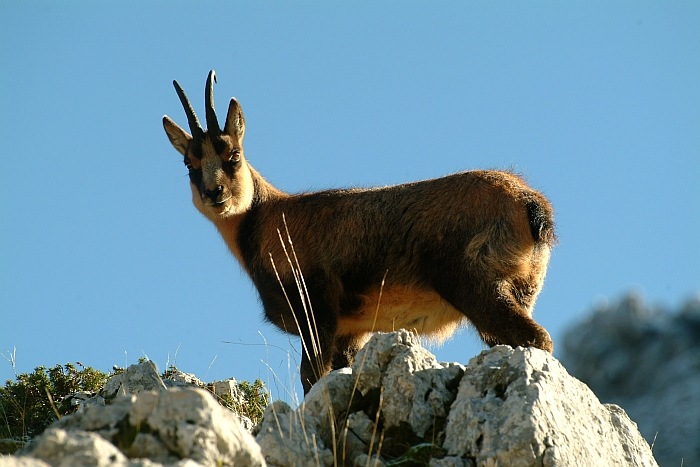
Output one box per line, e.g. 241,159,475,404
163,116,192,156
223,98,245,143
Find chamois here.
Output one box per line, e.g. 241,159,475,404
163,71,556,394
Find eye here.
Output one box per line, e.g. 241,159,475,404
184,158,193,170
229,150,241,162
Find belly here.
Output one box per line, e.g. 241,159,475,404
337,285,467,342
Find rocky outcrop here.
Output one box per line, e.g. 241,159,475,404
2,330,658,467
255,331,466,467
256,330,657,467
561,293,700,467
2,361,263,467
8,386,265,467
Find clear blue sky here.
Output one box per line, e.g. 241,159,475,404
1,2,698,401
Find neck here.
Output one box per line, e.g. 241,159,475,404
248,165,288,206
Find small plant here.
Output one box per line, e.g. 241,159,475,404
160,364,270,426
214,379,270,426
0,363,110,454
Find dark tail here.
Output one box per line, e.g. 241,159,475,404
524,193,557,247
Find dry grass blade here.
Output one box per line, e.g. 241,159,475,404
273,218,324,385
372,431,386,467
1,348,18,378
344,270,389,425
43,388,61,421
365,386,385,467
283,213,323,368
269,252,319,386
321,387,339,467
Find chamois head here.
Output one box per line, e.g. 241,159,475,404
163,70,253,219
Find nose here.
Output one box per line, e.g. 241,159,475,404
203,185,223,202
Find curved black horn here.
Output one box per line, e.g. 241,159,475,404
205,70,221,137
173,80,204,140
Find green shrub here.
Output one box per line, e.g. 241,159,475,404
160,365,270,425
0,363,110,454
213,379,269,426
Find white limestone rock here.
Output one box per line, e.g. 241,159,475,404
211,378,245,404
429,456,474,467
125,387,265,467
444,346,658,467
11,387,265,467
0,457,52,467
352,453,386,467
17,428,128,467
162,368,205,389
100,361,166,399
255,368,356,467
353,331,465,439
256,330,657,466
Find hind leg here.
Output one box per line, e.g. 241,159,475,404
436,278,553,353
279,285,338,394
474,309,553,353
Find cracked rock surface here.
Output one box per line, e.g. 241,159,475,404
257,330,657,467
444,345,657,466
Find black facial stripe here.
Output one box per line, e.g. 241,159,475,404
187,140,203,160
222,159,239,177
188,167,203,188
212,137,228,156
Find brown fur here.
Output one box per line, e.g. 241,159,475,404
163,71,556,393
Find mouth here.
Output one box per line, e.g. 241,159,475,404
203,196,233,208
202,196,236,217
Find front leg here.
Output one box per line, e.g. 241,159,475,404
331,334,364,370
298,310,337,394
258,270,345,393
